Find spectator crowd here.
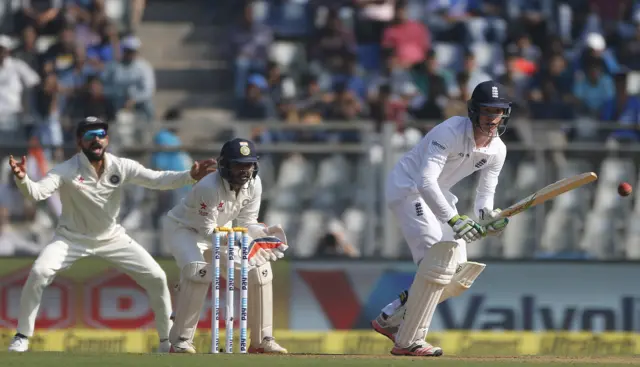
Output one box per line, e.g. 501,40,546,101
0,0,153,160
229,0,640,143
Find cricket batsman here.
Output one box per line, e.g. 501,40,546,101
164,138,288,354
6,117,216,353
372,81,512,356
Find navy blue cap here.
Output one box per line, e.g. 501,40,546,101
220,138,258,163
470,80,511,109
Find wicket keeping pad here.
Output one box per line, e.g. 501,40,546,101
170,262,211,344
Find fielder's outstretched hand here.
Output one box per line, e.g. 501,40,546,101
190,158,217,181
8,155,27,179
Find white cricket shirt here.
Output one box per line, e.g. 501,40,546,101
167,172,262,239
15,152,195,243
386,116,507,223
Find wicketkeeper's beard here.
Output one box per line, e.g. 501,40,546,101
82,141,105,162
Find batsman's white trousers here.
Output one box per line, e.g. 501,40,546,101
388,193,467,264
16,233,172,339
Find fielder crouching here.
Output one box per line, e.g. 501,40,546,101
164,138,288,354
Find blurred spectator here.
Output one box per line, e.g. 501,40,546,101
295,73,331,115
12,26,39,71
573,61,614,115
508,32,541,63
369,82,392,131
600,71,640,141
102,35,156,121
14,0,67,37
69,74,115,122
352,0,395,71
66,0,105,24
231,2,273,98
41,25,78,78
73,3,109,50
529,53,574,104
443,71,471,118
265,0,312,40
353,0,394,44
577,32,621,74
410,50,451,119
381,0,430,69
472,0,508,43
509,0,553,48
236,74,276,120
86,21,121,72
367,48,413,98
459,49,491,95
0,35,40,146
265,60,296,106
499,51,533,103
151,108,192,228
33,72,63,152
331,53,367,101
424,0,476,44
308,8,356,76
616,23,640,70
325,81,362,120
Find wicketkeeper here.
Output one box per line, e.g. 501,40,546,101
164,138,288,354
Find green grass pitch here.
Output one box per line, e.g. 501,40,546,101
1,353,638,367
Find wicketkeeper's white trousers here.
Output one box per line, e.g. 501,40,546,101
16,233,172,340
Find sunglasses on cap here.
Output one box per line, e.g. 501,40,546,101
82,129,107,140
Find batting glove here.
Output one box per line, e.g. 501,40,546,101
448,214,486,243
478,207,509,237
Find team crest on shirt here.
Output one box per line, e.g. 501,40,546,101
199,202,209,216
217,201,225,212
109,174,120,184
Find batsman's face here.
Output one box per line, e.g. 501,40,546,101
78,129,109,162
477,106,505,135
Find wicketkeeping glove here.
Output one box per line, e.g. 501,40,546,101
448,214,486,243
478,207,509,237
246,224,289,267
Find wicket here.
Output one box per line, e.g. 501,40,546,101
211,227,250,354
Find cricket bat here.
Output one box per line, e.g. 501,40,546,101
497,172,598,219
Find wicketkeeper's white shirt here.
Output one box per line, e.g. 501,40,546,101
15,152,195,243
385,116,507,223
167,172,262,238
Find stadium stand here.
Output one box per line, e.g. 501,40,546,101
3,0,640,260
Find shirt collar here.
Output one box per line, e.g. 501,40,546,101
78,152,112,177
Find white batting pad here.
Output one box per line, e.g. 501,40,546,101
248,262,273,345
395,241,457,348
439,262,486,303
169,262,211,345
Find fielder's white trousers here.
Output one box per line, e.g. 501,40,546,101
16,233,172,340
388,193,467,264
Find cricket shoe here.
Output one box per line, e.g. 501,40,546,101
248,337,288,354
158,339,171,353
371,314,398,343
391,340,443,356
8,335,29,352
169,340,196,354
